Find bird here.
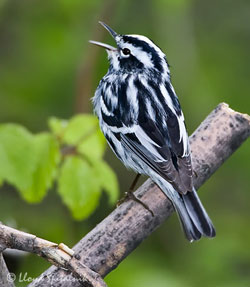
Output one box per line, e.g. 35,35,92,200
90,22,215,241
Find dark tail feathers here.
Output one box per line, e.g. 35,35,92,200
174,188,216,242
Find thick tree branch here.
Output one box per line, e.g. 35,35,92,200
27,103,249,287
0,253,14,287
0,224,107,287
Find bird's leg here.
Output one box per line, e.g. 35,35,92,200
125,173,142,204
129,173,141,192
117,174,140,207
117,174,154,216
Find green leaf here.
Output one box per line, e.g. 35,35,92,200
58,156,101,220
0,124,60,203
94,160,119,204
63,114,97,144
0,178,3,187
64,114,106,155
48,117,68,138
77,128,106,160
67,114,106,160
20,133,60,202
48,114,106,160
0,124,38,190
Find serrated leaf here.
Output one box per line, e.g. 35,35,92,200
0,124,60,203
58,156,101,220
94,160,119,204
0,124,38,190
20,133,60,202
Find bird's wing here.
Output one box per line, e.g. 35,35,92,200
98,76,193,193
164,108,193,193
120,113,193,194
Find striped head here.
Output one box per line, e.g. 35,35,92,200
90,22,170,76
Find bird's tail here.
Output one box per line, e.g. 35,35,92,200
154,177,216,242
181,188,216,240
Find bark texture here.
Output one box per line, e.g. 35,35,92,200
0,253,15,287
27,103,249,287
0,224,107,287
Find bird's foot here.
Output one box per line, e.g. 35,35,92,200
117,191,154,217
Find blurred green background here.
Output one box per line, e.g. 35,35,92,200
0,0,250,286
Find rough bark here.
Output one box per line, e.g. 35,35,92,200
0,224,107,287
0,253,15,287
26,103,249,287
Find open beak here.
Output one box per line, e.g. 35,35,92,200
89,21,118,51
88,40,117,51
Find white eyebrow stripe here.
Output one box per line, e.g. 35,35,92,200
119,42,154,69
126,34,166,58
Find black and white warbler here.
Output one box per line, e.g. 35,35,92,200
90,22,215,241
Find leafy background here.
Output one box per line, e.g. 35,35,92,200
0,0,249,286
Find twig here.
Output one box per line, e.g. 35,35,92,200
26,103,249,287
0,224,107,287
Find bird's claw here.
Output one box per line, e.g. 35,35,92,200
117,191,154,217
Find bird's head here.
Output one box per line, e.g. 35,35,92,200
89,22,169,76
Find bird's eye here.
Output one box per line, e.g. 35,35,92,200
122,48,131,56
